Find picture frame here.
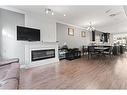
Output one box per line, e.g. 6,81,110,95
81,31,86,37
68,28,74,36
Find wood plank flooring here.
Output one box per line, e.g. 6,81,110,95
19,53,127,89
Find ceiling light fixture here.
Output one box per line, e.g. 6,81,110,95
64,14,66,16
51,12,54,15
45,8,54,16
45,10,49,14
84,22,95,31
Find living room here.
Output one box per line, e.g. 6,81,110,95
1,3,127,93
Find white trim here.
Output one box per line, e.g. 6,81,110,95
20,59,59,69
0,6,26,14
24,43,59,68
112,32,127,34
56,21,88,30
20,64,26,69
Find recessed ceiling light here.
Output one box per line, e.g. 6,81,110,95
46,10,49,14
64,14,66,16
51,12,54,15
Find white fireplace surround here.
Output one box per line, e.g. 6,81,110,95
23,42,59,68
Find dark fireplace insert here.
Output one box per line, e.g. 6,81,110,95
31,49,55,61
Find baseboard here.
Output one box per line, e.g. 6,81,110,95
20,58,59,69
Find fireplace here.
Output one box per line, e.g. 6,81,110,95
31,49,55,61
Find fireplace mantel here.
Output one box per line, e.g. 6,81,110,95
23,42,59,68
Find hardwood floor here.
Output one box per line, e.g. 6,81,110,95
19,53,127,89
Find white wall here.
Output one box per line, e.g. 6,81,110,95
0,8,25,64
0,8,58,66
25,12,57,42
109,34,114,45
56,23,90,50
0,10,1,57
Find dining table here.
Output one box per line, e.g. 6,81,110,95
94,47,109,54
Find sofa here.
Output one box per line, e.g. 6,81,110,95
66,48,81,60
0,58,20,89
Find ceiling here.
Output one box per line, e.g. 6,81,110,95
9,5,127,33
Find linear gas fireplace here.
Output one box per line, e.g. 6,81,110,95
31,49,55,61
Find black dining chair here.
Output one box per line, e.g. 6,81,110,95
88,46,99,59
103,46,113,58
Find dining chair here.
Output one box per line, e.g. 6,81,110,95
103,46,113,58
88,46,98,59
